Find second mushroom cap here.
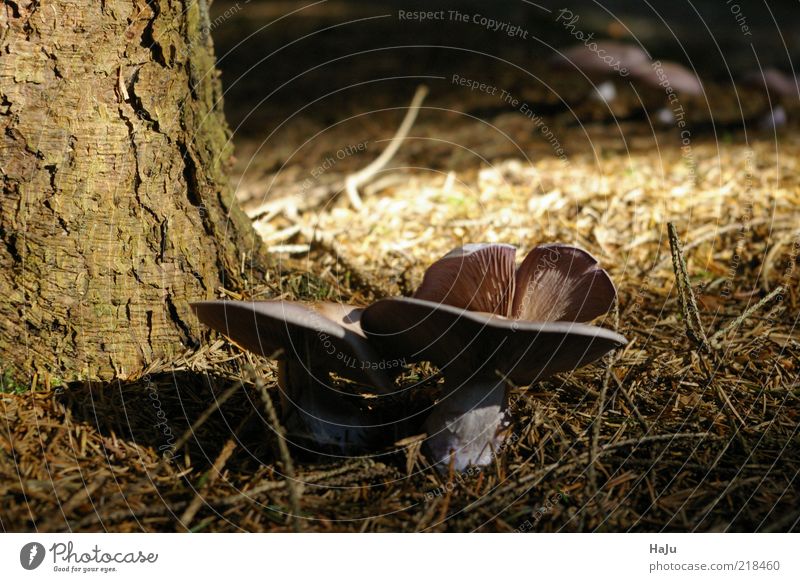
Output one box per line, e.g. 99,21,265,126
362,242,625,385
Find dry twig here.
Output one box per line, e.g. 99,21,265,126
667,222,709,349
255,373,304,532
344,85,428,209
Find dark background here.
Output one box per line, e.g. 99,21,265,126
209,0,800,135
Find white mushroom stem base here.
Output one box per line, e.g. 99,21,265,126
423,374,511,472
592,80,618,103
759,105,787,130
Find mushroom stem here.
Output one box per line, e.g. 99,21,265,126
278,360,381,453
423,372,511,472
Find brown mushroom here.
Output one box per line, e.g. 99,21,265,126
743,67,798,100
550,41,650,104
361,243,626,471
630,60,703,97
551,41,649,82
191,300,401,452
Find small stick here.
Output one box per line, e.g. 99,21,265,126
255,373,303,532
709,285,785,347
41,476,108,532
172,382,242,456
612,374,651,433
588,355,613,490
588,299,620,521
345,85,428,209
653,218,776,270
760,229,800,290
118,380,242,530
466,432,717,511
146,381,242,481
669,224,747,432
587,363,611,525
697,355,747,428
214,460,374,506
178,412,252,531
178,438,238,530
667,222,709,349
71,503,189,530
763,508,800,533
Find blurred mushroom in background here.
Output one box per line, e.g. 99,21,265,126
549,41,650,115
631,60,703,96
628,59,703,124
742,68,798,130
361,243,627,472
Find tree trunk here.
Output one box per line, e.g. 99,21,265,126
0,0,266,382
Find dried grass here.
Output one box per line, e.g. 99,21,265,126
2,111,799,533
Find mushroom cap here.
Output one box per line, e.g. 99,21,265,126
514,243,617,322
413,242,617,324
551,41,649,80
630,60,703,96
191,300,397,392
361,297,627,386
743,68,798,100
414,243,517,316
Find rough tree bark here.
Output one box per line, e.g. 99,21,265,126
0,0,266,382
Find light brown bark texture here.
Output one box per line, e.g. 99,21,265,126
0,0,265,382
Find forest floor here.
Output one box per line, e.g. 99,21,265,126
2,1,800,532
3,107,798,532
